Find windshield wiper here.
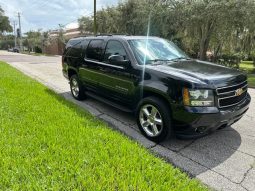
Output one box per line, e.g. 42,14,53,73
146,59,172,65
170,57,191,62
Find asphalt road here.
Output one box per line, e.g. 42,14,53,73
1,51,255,191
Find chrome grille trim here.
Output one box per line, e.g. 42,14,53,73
218,89,248,100
217,84,248,95
216,80,248,108
217,94,247,108
216,80,247,92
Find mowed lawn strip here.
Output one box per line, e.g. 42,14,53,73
239,61,255,88
0,61,207,190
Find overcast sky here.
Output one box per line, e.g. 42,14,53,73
0,0,119,33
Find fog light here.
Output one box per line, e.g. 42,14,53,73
191,100,214,106
195,126,207,134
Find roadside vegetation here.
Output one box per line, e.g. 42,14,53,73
248,75,255,88
239,61,255,88
0,61,207,190
78,0,255,62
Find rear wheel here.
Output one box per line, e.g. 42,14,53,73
136,96,172,142
70,75,86,100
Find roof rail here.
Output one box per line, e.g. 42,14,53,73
112,33,130,36
96,33,113,37
95,33,131,37
72,35,87,38
71,33,130,38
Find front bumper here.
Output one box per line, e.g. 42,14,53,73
173,93,251,139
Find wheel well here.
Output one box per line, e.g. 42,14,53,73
142,91,171,105
68,69,77,79
135,90,173,117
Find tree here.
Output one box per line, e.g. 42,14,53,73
0,7,13,35
0,34,14,49
78,0,255,61
78,16,93,34
23,30,42,52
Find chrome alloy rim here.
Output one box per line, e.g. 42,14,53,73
71,78,79,97
139,104,163,137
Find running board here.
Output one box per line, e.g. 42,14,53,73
86,91,133,113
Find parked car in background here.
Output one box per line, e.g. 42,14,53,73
62,35,251,142
8,47,20,53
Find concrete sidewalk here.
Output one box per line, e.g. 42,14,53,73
1,50,255,191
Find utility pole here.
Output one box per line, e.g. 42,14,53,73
94,0,97,35
13,21,17,47
18,12,23,51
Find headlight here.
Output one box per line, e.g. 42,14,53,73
183,88,214,107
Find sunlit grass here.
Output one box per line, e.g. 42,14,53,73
247,74,255,87
240,62,254,73
239,61,255,87
0,61,207,190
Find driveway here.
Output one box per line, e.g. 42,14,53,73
1,51,255,191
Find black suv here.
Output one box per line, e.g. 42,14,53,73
62,35,251,142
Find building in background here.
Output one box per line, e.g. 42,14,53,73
44,23,91,55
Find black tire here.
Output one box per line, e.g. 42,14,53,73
70,75,86,100
136,96,172,143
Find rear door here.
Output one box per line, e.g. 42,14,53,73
79,39,105,91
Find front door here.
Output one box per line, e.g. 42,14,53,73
98,40,136,105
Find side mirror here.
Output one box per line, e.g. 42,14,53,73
108,55,130,68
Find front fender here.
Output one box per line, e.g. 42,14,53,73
135,81,173,104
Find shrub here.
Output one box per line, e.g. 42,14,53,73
217,53,241,68
34,46,42,53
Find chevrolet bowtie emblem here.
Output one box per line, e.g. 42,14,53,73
235,88,244,96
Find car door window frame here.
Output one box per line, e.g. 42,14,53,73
85,39,105,61
85,39,127,70
103,40,129,65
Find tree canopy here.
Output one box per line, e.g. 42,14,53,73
0,6,13,35
78,0,255,60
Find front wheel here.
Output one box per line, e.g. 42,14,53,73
70,75,86,100
136,96,172,142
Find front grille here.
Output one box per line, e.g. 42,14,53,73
217,81,248,108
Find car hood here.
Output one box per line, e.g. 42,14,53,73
146,60,246,88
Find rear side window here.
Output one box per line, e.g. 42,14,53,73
65,39,81,57
66,39,80,49
86,40,104,61
81,40,89,49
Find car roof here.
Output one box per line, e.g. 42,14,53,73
68,35,161,42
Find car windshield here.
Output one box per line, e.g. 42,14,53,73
128,38,189,65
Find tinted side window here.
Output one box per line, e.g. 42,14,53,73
65,39,81,57
86,40,104,61
103,41,128,63
81,40,89,49
72,42,82,57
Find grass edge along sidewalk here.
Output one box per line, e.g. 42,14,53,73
0,61,208,190
240,61,255,88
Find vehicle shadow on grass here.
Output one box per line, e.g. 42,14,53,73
45,89,242,177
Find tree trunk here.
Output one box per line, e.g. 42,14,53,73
198,19,215,61
199,37,210,61
213,43,222,62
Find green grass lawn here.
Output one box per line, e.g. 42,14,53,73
239,61,255,87
240,61,254,65
0,61,207,190
240,62,255,73
247,74,255,88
